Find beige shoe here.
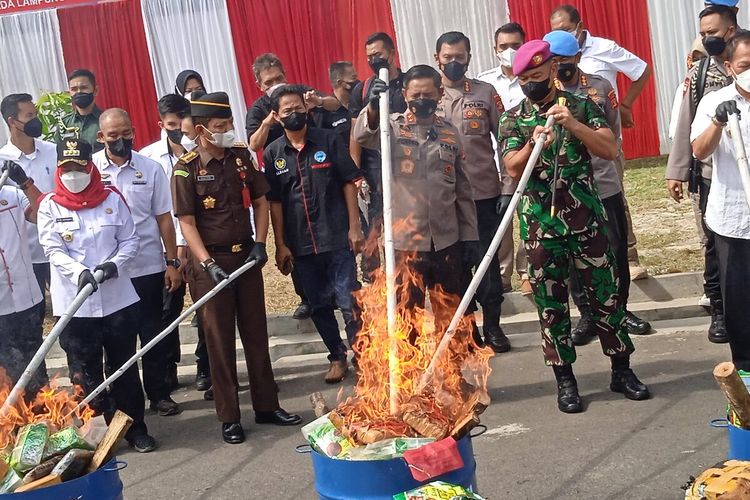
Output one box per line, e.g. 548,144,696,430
520,279,533,296
630,265,649,281
324,360,348,384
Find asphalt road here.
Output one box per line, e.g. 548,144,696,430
118,324,730,499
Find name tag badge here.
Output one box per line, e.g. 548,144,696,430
197,175,216,182
132,180,147,185
55,217,74,223
102,181,112,186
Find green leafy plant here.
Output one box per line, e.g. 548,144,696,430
36,92,72,142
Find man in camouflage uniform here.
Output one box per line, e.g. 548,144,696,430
498,40,649,413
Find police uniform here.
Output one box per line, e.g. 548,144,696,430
436,78,508,349
0,185,47,394
37,139,150,441
263,127,362,368
353,108,479,337
172,93,283,426
92,149,176,408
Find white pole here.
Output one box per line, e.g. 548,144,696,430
70,260,257,415
378,68,399,415
727,113,750,210
0,270,105,417
0,168,11,191
417,116,557,392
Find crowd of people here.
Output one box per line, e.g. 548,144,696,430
0,0,744,450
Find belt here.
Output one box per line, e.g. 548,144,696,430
205,241,252,254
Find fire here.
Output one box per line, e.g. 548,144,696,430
0,369,94,450
336,223,494,444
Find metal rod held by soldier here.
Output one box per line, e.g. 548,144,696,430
549,96,567,217
0,270,105,417
0,167,11,191
70,260,258,415
727,113,750,210
378,67,400,416
417,115,557,392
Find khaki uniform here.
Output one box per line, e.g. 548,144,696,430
171,145,279,423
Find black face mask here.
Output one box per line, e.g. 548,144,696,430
281,111,307,131
19,117,43,138
344,79,361,92
557,63,578,83
521,78,552,102
703,36,727,57
369,57,390,75
408,98,438,119
107,137,133,158
72,92,95,109
166,128,183,145
441,61,468,82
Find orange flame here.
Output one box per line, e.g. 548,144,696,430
0,369,94,450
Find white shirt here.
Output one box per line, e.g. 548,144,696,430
0,187,43,315
578,32,648,96
92,150,172,277
691,83,750,239
0,139,57,264
139,139,187,247
477,66,526,110
37,190,140,317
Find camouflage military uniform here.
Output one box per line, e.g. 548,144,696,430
498,90,634,365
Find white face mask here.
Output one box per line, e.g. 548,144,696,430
207,129,236,149
180,134,197,151
735,68,750,93
497,48,517,69
265,82,285,97
60,170,91,194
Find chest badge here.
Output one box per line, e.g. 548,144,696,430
400,159,415,175
203,196,216,210
236,158,243,167
199,168,208,176
105,207,113,214
314,151,327,162
0,200,7,206
275,158,287,170
134,171,143,179
587,87,598,97
62,231,74,243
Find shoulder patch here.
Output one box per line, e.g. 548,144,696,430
608,89,619,109
174,169,189,178
179,150,198,163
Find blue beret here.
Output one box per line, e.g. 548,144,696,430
543,30,581,57
706,0,739,6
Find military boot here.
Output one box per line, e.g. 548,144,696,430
610,356,650,400
571,307,597,346
708,300,729,344
552,365,583,413
482,303,510,353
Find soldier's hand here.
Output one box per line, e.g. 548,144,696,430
547,105,578,131
460,241,480,269
348,225,365,254
2,160,29,186
715,100,740,124
164,266,182,293
667,180,684,203
275,245,294,276
532,125,554,149
620,106,635,129
496,195,513,218
367,79,388,109
247,241,268,268
77,269,98,294
203,259,230,286
93,262,118,283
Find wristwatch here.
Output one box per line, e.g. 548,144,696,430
165,258,181,269
712,116,728,128
200,258,215,270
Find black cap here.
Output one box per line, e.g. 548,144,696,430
57,138,92,167
191,92,232,119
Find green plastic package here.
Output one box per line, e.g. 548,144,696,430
0,468,22,494
301,414,354,459
9,423,49,473
44,427,93,460
348,438,436,461
393,481,485,500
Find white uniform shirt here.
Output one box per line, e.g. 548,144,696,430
92,150,172,278
691,83,750,240
139,139,187,247
578,32,648,96
477,66,526,110
0,187,43,315
37,190,140,317
0,139,57,264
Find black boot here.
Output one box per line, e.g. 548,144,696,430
610,356,650,400
482,304,510,353
708,300,729,344
552,365,583,413
571,308,597,346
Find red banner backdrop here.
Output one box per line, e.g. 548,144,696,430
0,0,91,15
57,0,159,149
506,0,659,159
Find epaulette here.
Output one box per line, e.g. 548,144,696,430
178,150,199,163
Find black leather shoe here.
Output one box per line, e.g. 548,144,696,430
552,365,583,413
255,408,303,426
195,369,211,392
571,311,597,346
610,357,650,400
293,302,312,320
222,423,245,444
708,310,729,344
624,311,651,335
150,397,181,416
203,387,214,401
484,327,511,353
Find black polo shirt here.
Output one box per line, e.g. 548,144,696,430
349,70,408,119
312,104,351,145
263,127,362,258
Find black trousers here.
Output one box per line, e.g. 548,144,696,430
161,281,184,365
0,301,47,397
32,263,49,298
474,197,504,311
699,179,723,304
60,304,147,438
291,268,308,304
715,233,750,370
132,272,170,402
571,193,630,309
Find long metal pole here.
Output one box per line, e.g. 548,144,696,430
70,260,257,414
0,168,11,191
378,68,399,415
417,116,557,392
727,113,750,210
0,269,105,417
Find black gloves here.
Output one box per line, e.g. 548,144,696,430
461,241,480,269
496,195,513,218
715,100,740,124
366,78,388,109
203,259,229,286
77,269,98,293
2,160,29,186
247,241,268,268
94,262,118,283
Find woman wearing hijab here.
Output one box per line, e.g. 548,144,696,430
174,69,206,97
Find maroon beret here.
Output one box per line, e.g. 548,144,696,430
512,40,553,76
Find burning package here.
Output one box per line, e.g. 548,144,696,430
347,437,436,461
44,427,93,460
393,481,485,500
9,423,49,473
301,414,354,459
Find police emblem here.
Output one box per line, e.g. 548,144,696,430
400,159,415,175
275,158,287,170
0,200,7,206
236,158,243,166
587,87,598,97
62,232,73,242
135,171,143,179
105,208,113,214
203,196,216,209
199,169,207,176
469,121,480,130
314,151,327,162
